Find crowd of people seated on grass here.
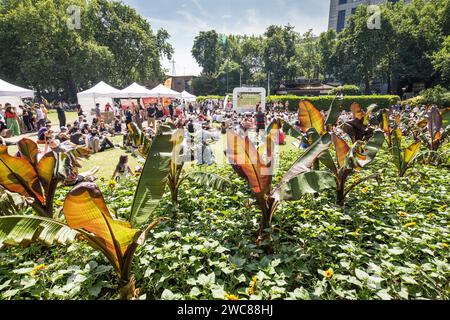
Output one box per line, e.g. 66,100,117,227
0,96,439,171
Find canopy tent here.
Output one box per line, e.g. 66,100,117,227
148,84,181,98
77,81,122,98
120,82,154,98
181,90,196,101
0,79,34,98
77,81,121,115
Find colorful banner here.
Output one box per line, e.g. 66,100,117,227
142,97,158,106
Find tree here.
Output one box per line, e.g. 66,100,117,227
317,29,337,81
191,30,222,76
433,36,450,87
263,25,297,89
296,30,321,80
333,6,387,94
0,0,173,99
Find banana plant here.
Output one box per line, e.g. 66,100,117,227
127,122,152,156
0,186,29,216
0,138,89,218
381,109,401,147
318,130,385,206
342,103,376,142
227,126,335,253
0,125,180,299
0,183,164,300
419,106,449,151
167,127,232,204
392,128,422,177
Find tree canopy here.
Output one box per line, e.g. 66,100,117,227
0,0,173,100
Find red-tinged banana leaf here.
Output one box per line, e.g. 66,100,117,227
381,111,390,136
0,146,44,204
351,103,365,120
227,130,272,195
36,152,58,196
272,133,332,200
428,106,442,137
349,130,385,168
298,100,325,135
63,183,141,273
130,125,177,228
17,138,39,167
331,134,350,168
260,119,283,163
0,216,78,248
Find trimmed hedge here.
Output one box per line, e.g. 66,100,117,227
196,95,401,111
267,95,400,111
328,85,361,96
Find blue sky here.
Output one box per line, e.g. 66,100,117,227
122,0,330,76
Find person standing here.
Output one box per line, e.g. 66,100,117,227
95,103,101,118
56,102,66,128
36,105,45,130
5,105,21,136
255,105,266,138
147,104,156,129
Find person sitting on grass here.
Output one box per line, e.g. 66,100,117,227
112,155,133,182
86,128,115,153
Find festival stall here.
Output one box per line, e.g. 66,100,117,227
77,81,122,112
181,90,196,102
0,78,34,106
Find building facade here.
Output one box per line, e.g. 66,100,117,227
328,0,411,32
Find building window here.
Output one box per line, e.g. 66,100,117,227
351,7,356,14
339,0,347,4
337,10,346,32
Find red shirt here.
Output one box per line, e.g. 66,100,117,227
5,111,16,119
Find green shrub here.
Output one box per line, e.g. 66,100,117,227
196,95,225,102
329,85,361,96
401,96,424,108
419,86,450,107
267,95,400,111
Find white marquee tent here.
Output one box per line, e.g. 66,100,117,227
181,90,196,101
120,83,153,98
148,84,181,98
0,78,34,107
77,81,122,113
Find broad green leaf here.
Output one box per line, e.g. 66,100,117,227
63,183,140,273
187,171,233,192
0,216,77,248
351,130,384,168
325,96,342,128
272,133,331,200
404,142,421,164
130,126,178,227
277,171,336,201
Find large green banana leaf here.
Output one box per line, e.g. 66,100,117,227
129,126,178,228
276,171,336,201
272,133,332,200
0,216,78,248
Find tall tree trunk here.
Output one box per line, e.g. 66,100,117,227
364,68,371,94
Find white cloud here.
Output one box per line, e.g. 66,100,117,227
136,0,329,76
